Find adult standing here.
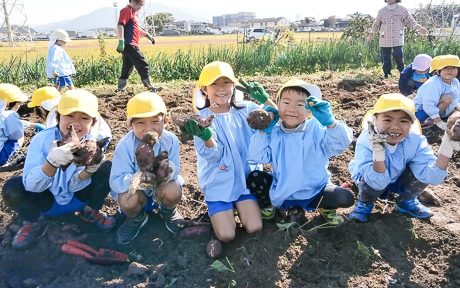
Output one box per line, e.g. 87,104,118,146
368,0,428,78
116,0,162,93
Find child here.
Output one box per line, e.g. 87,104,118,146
28,86,112,149
412,54,460,130
246,79,355,225
399,54,432,98
110,92,183,245
116,0,162,93
46,29,75,91
1,89,115,249
349,93,459,222
0,84,28,166
180,61,277,243
368,0,428,78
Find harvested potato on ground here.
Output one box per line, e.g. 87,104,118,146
206,239,222,259
446,111,460,141
73,137,108,166
171,113,215,128
57,124,80,171
247,108,275,130
178,225,212,239
418,188,441,206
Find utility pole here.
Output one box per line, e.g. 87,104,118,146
113,2,118,28
141,1,156,36
0,0,33,46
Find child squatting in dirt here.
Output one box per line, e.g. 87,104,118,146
179,61,277,243
246,79,355,225
1,89,115,249
109,92,183,245
349,93,460,222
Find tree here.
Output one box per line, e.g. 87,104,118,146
146,12,175,33
324,16,337,28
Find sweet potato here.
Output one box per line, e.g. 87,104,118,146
171,113,215,128
247,108,275,130
206,239,222,259
178,226,211,239
135,131,159,172
73,137,108,167
446,111,460,141
57,124,80,171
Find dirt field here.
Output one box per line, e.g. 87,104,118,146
1,72,460,288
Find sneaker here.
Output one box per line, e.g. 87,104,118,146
318,208,344,226
159,207,183,233
275,207,305,224
80,209,116,231
349,201,374,222
12,220,45,249
117,212,149,245
149,86,163,93
395,197,433,218
261,207,275,221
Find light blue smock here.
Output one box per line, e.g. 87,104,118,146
109,130,183,199
0,110,23,152
248,119,353,207
194,101,262,202
46,44,76,78
349,128,447,191
22,126,91,205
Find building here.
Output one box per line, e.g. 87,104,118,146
170,20,194,33
190,22,208,34
213,12,256,27
229,17,290,31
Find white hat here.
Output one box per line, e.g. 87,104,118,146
412,54,432,71
51,29,71,42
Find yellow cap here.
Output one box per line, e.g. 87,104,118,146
52,29,71,42
127,92,167,124
276,78,322,103
28,86,61,108
370,93,416,121
430,54,460,73
0,83,28,102
57,89,99,118
197,61,238,87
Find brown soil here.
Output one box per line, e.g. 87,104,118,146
1,73,460,288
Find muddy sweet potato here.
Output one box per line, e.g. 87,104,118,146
178,226,212,239
73,137,108,167
135,131,159,172
57,124,80,171
206,239,222,259
446,111,460,141
171,113,215,128
247,108,275,130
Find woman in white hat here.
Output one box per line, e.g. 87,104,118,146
46,29,76,91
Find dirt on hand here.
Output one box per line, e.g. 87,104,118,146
1,73,460,288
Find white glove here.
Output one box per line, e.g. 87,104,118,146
438,133,460,158
368,120,387,162
46,141,78,168
131,171,157,191
84,163,101,174
455,103,460,111
406,94,415,100
436,121,447,130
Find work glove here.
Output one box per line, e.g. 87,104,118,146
180,120,214,141
46,141,79,168
260,106,279,134
84,163,100,174
367,120,387,162
146,33,156,45
239,78,269,104
304,96,336,127
34,123,46,132
438,132,460,158
131,171,157,191
116,40,124,53
436,121,447,130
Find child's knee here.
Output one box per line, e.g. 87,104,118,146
245,221,263,234
160,182,182,203
215,228,235,243
440,93,453,105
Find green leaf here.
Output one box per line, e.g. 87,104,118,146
211,260,232,272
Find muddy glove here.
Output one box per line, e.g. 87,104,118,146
156,160,175,187
260,106,279,134
133,171,157,190
116,40,124,53
34,123,46,132
438,132,460,158
305,96,336,127
368,120,387,162
180,120,214,141
84,163,100,174
146,33,156,45
46,141,79,168
239,79,269,104
436,121,447,130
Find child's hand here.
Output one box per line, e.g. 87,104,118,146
132,171,157,191
84,163,101,174
436,121,447,130
239,78,269,104
34,123,46,132
260,106,279,134
46,141,79,168
116,40,124,53
304,96,336,126
438,133,460,158
180,120,214,141
368,120,387,162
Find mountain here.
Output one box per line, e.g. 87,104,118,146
32,4,211,33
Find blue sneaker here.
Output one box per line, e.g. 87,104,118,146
349,201,374,222
395,197,433,218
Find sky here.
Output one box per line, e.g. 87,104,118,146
22,0,456,26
